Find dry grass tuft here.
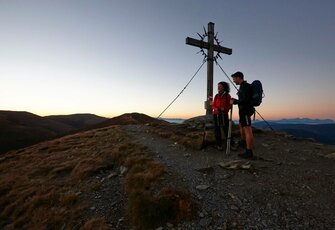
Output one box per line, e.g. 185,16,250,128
71,158,104,180
81,217,109,230
59,192,78,206
127,187,198,229
124,161,165,194
127,191,176,229
50,165,74,178
176,131,208,150
159,187,199,222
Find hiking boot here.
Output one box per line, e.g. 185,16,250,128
238,149,253,159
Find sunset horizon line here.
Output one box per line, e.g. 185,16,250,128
1,109,334,122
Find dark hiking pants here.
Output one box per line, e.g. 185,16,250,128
213,113,229,147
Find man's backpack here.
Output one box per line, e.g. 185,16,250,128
251,80,264,107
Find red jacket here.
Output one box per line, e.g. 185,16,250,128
212,92,231,115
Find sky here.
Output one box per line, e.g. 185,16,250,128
1,0,335,120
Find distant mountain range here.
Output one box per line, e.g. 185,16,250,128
0,111,167,154
254,118,335,125
92,112,168,129
165,118,335,125
162,118,185,124
163,118,335,145
46,113,107,129
252,119,335,145
0,111,108,154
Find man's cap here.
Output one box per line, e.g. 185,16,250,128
231,71,244,79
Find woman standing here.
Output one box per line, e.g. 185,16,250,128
212,81,232,150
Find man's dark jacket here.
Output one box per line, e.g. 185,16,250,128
234,81,254,115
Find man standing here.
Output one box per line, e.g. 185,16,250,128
231,71,254,158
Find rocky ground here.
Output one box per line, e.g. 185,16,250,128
123,124,335,229
1,119,334,229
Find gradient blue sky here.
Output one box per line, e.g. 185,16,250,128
1,0,334,119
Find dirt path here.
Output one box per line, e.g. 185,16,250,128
124,124,335,229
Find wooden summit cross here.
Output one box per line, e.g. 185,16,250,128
186,22,232,115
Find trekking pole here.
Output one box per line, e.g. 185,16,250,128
254,110,274,131
226,105,233,155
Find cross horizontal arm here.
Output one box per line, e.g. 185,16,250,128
186,37,209,49
213,43,232,55
186,37,232,55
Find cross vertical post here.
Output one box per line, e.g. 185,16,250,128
206,22,214,115
186,22,232,115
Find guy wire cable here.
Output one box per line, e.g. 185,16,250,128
214,59,239,92
214,59,274,131
157,59,207,119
